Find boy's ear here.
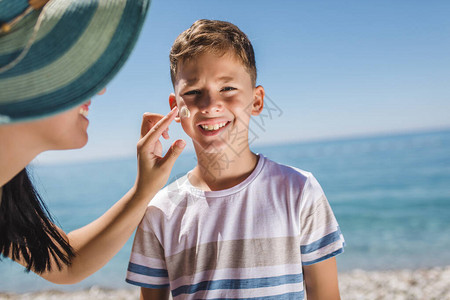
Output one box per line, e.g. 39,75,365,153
251,85,265,116
169,93,181,123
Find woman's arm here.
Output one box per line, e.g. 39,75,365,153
302,257,341,300
14,108,185,283
43,186,155,283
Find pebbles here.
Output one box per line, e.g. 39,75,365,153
0,286,140,300
339,266,450,300
1,266,449,299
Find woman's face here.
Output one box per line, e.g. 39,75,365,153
29,89,105,151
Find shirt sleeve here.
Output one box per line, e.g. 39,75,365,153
126,208,170,289
299,174,345,266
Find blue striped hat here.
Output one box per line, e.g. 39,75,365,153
0,0,150,124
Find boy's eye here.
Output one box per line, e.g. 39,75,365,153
221,87,236,92
184,90,201,96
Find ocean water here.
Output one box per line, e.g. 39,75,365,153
1,129,449,293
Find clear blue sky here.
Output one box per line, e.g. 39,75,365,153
37,0,450,163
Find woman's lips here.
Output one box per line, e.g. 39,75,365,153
79,107,89,117
79,101,91,118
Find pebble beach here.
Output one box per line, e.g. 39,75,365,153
1,266,449,300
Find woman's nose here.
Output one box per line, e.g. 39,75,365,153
97,88,106,95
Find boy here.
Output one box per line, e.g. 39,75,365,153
126,19,345,299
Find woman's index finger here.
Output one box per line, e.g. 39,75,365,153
141,112,164,138
141,107,178,144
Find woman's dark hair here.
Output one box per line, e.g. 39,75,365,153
0,168,75,273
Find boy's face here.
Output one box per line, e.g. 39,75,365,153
169,52,264,154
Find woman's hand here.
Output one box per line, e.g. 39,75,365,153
135,107,186,197
36,108,185,284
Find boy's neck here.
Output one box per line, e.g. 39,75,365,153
189,146,259,191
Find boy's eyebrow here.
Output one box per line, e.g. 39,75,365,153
218,76,234,83
185,77,198,85
181,76,235,87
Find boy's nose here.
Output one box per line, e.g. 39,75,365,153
200,93,223,114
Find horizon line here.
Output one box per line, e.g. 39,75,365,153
32,125,450,166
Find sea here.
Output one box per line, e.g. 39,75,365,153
1,129,449,293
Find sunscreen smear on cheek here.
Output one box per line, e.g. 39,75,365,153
180,106,191,118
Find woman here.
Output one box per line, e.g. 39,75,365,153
0,0,185,283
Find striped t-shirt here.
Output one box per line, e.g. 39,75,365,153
126,154,345,299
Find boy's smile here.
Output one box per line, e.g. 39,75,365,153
197,119,230,136
170,51,264,154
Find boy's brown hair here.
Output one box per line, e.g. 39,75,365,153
170,19,257,86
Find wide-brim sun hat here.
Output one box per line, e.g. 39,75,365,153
0,0,150,124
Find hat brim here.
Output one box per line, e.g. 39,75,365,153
0,0,150,124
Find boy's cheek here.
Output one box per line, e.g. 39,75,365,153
180,120,195,137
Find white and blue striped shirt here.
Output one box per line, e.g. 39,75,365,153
126,155,345,299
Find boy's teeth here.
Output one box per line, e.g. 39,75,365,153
79,108,88,117
200,122,227,131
